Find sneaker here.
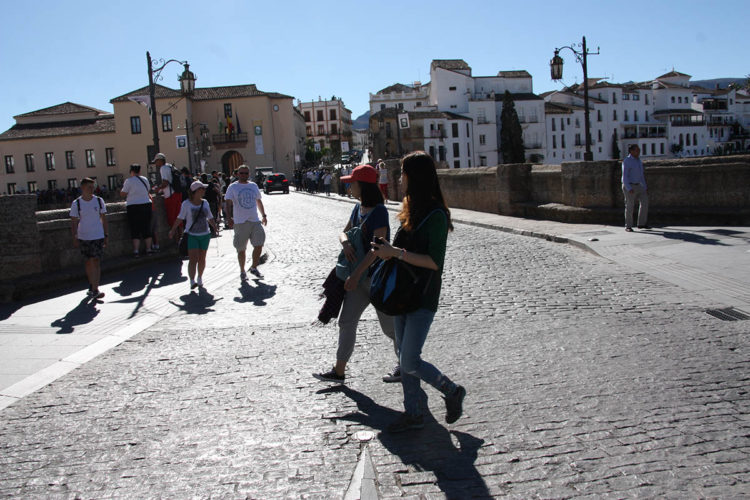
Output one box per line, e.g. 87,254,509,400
387,413,424,433
444,385,466,424
196,276,203,287
313,368,345,384
86,288,95,298
382,365,402,383
249,267,263,279
625,227,633,232
133,251,140,259
92,290,105,300
152,245,160,252
146,248,155,255
190,280,197,289
240,271,248,281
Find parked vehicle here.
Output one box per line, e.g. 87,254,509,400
264,173,290,194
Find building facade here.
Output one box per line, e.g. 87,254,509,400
298,98,353,155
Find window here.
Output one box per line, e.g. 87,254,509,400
385,123,391,138
429,146,436,158
45,152,55,170
108,175,120,191
380,104,385,110
4,155,14,174
66,151,75,169
106,148,115,166
613,110,618,121
450,105,457,109
552,135,557,149
567,118,571,125
162,114,173,132
671,96,676,104
479,134,486,145
480,155,487,166
612,93,617,104
551,118,556,131
693,133,697,145
306,126,312,135
633,94,640,101
449,86,457,91
651,143,655,155
634,111,639,122
416,102,422,107
645,95,649,105
330,109,337,120
466,123,470,136
304,111,311,122
48,179,57,190
452,123,459,138
438,146,446,161
678,96,682,104
331,124,338,134
597,110,602,122
562,135,566,148
130,116,141,134
68,178,78,189
686,134,691,146
467,142,471,156
453,143,460,157
453,160,460,168
575,152,581,159
7,183,16,194
624,110,629,122
317,124,325,135
561,119,565,131
397,103,404,110
28,181,37,192
575,118,580,128
82,149,94,168
316,110,324,121
598,130,603,142
575,133,582,146
224,103,232,118
623,93,630,100
645,111,649,121
25,154,34,172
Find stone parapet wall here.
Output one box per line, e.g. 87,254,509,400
0,195,43,280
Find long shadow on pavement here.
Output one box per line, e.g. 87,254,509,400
171,288,222,315
321,385,491,499
109,259,187,319
50,297,101,334
648,229,729,246
234,280,277,306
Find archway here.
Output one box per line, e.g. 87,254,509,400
221,150,244,176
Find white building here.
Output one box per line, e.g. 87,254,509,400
297,97,352,153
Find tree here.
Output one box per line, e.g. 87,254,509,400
611,130,620,159
500,91,525,163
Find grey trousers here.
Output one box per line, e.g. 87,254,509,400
336,277,396,363
623,183,648,228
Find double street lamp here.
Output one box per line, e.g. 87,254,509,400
550,36,599,161
146,51,196,160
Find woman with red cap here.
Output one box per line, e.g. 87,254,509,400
314,164,400,384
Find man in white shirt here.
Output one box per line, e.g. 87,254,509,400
225,164,268,279
70,177,108,299
622,144,650,231
153,153,181,227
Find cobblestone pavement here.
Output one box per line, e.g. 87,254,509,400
1,192,749,498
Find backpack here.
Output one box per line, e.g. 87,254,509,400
75,196,104,214
204,181,219,203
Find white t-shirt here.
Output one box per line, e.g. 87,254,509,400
160,164,174,198
178,199,213,236
323,173,332,185
70,196,107,240
378,166,388,184
225,181,262,224
120,175,152,205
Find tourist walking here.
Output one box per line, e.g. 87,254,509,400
153,153,181,228
224,164,267,280
377,159,389,201
119,164,153,257
70,178,108,299
370,151,465,433
622,144,650,231
168,181,218,289
313,164,400,384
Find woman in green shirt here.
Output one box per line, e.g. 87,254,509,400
371,151,466,433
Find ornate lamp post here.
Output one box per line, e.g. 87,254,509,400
550,36,599,161
146,52,196,160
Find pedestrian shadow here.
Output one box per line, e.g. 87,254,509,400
234,280,277,306
171,288,222,315
651,229,728,246
111,260,186,297
50,297,101,334
319,385,490,499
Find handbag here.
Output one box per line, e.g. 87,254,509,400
178,200,204,258
369,209,444,315
335,207,373,282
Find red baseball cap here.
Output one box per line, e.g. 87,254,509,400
341,164,377,184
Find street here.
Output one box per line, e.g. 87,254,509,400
0,191,749,498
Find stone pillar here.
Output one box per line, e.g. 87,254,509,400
497,163,531,215
560,160,617,208
0,195,42,279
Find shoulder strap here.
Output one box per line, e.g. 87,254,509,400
97,196,103,211
187,200,205,232
415,208,446,232
75,197,80,214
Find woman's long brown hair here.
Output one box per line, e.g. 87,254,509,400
397,151,453,231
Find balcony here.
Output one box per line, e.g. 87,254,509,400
428,130,447,140
212,132,248,145
670,118,705,127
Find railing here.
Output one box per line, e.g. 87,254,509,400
476,118,491,125
212,132,248,144
670,119,705,127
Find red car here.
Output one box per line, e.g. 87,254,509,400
264,173,290,194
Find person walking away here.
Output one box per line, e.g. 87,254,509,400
168,181,218,289
323,170,333,196
371,151,466,433
622,144,650,232
70,177,108,299
201,173,222,233
377,160,389,201
153,153,181,229
224,164,268,280
314,164,400,384
119,164,153,257
180,168,193,201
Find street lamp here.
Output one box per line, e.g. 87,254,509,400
550,36,599,161
146,51,196,161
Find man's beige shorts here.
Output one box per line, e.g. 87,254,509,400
233,220,265,251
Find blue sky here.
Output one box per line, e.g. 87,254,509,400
2,0,748,132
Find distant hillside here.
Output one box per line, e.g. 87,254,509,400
352,111,370,129
691,77,746,90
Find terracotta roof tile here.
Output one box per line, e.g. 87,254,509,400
0,116,115,141
15,102,110,118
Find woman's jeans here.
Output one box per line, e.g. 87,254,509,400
395,308,456,416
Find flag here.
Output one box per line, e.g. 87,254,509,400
128,95,152,116
226,115,234,134
217,110,223,135
235,111,243,134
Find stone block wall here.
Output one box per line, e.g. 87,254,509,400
0,195,42,280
